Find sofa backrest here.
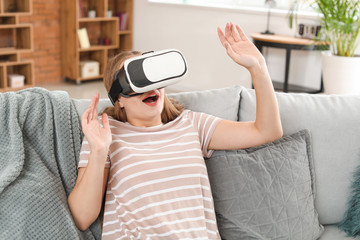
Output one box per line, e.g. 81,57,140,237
239,87,360,225
72,85,360,226
72,85,243,121
167,85,242,121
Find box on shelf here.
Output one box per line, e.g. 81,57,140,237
79,60,100,78
7,74,25,88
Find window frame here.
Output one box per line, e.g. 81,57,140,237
148,0,318,19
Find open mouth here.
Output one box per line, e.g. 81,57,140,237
142,93,159,104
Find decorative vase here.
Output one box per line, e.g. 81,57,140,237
322,51,360,94
88,10,96,18
107,10,112,17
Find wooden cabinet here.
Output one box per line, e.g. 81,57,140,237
0,0,34,92
61,0,133,84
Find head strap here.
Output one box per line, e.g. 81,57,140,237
108,68,143,105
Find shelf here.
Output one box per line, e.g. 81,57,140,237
78,17,119,22
79,19,118,50
0,60,33,91
0,84,33,92
65,75,104,84
61,0,133,83
2,0,32,15
0,0,33,92
0,47,16,54
0,23,31,28
79,50,105,78
78,0,107,18
119,30,131,35
119,34,132,51
78,45,118,51
0,65,4,88
0,84,34,92
0,24,33,51
0,16,16,24
79,75,104,81
0,52,18,61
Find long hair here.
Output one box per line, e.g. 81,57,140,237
102,51,184,123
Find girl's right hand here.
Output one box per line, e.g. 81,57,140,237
81,93,112,156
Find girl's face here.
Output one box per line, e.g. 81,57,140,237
118,88,165,127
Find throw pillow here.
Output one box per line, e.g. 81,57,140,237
205,129,324,240
338,162,360,237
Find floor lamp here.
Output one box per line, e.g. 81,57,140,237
262,0,276,35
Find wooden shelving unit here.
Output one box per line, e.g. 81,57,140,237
0,0,34,92
61,0,133,84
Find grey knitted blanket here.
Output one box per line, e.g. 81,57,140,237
0,88,101,239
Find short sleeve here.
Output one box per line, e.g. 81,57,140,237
78,136,111,169
189,111,221,158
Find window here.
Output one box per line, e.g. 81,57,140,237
148,0,315,15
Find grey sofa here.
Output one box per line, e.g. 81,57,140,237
72,85,360,240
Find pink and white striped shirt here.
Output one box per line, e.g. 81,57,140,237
79,110,221,239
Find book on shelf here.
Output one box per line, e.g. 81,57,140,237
117,12,128,31
78,0,85,18
77,28,90,48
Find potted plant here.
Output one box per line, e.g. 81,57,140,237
289,0,360,94
316,0,360,94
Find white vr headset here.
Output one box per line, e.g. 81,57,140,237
108,49,187,105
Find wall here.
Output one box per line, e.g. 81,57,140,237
133,1,324,92
20,0,62,84
16,0,355,89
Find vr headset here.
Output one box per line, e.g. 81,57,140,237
108,49,187,105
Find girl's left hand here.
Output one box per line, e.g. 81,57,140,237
217,23,265,71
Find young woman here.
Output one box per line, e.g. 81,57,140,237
68,23,283,239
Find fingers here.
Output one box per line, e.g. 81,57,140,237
224,42,237,61
102,113,110,131
92,93,100,119
88,93,100,121
81,93,100,127
218,22,244,48
224,22,231,41
217,27,226,48
81,107,91,131
236,25,248,41
230,23,241,42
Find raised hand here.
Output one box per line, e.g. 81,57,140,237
81,93,112,155
217,23,265,71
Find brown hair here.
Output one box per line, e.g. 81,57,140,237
102,51,184,123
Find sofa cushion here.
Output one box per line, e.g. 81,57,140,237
338,163,360,237
206,130,324,240
319,225,353,240
238,87,360,225
72,98,111,119
168,85,242,121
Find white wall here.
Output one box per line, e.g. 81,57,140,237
133,1,323,92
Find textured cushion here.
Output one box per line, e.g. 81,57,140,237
206,130,324,240
168,85,242,121
319,225,354,240
239,87,360,224
338,163,360,237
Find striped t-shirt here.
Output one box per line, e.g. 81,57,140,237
79,110,221,239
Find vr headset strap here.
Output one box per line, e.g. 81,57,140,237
108,70,122,105
108,69,143,105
